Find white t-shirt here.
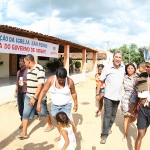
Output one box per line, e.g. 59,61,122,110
58,125,76,150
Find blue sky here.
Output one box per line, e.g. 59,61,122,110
0,0,150,50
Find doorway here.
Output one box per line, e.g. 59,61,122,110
9,54,25,76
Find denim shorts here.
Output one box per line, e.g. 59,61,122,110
96,87,105,94
100,88,105,94
51,103,73,121
22,95,49,120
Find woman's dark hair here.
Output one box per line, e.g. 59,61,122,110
56,111,69,125
56,67,67,78
125,63,136,75
98,64,104,68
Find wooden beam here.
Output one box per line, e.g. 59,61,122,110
64,45,70,75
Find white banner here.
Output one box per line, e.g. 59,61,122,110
0,32,59,58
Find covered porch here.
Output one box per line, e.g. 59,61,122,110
0,25,100,78
0,71,95,105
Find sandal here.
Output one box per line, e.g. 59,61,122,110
44,126,54,132
18,135,28,140
100,138,107,144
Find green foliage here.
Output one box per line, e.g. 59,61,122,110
110,43,145,64
46,60,61,72
75,61,81,69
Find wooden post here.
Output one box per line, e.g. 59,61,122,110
64,45,70,75
82,49,86,73
93,52,97,73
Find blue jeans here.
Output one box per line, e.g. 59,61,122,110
22,95,49,120
101,97,120,139
17,92,26,121
51,103,73,121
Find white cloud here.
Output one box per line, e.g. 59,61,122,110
5,0,40,24
1,0,150,50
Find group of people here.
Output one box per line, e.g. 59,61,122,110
15,54,78,150
96,50,150,150
15,51,150,150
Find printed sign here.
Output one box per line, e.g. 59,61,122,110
0,32,59,58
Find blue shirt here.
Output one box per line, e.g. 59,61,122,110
100,62,125,101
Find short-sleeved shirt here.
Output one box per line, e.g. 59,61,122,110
100,62,125,101
26,64,45,98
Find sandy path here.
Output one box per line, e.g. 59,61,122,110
0,76,150,150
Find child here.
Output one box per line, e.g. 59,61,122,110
55,112,76,150
95,64,105,117
138,62,146,74
127,63,146,116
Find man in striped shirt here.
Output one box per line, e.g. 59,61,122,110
19,54,53,140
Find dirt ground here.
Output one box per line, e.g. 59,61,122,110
0,76,150,150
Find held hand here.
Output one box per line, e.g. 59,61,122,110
14,92,17,98
73,105,78,112
28,98,36,106
96,95,100,101
36,103,41,112
96,77,100,81
18,80,23,86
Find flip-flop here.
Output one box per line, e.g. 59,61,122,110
44,126,54,132
18,135,28,140
100,138,106,144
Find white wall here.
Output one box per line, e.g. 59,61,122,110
0,53,9,77
102,51,113,66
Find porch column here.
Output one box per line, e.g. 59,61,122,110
82,49,86,73
64,45,70,75
34,56,38,63
33,38,38,63
92,52,97,73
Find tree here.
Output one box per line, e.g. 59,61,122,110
110,43,145,64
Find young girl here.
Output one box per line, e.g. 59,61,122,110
95,64,105,117
55,111,76,150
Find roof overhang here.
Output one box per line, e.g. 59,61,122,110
0,25,99,53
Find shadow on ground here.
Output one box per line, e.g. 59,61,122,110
73,113,83,150
16,141,54,150
115,109,137,150
0,117,52,149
